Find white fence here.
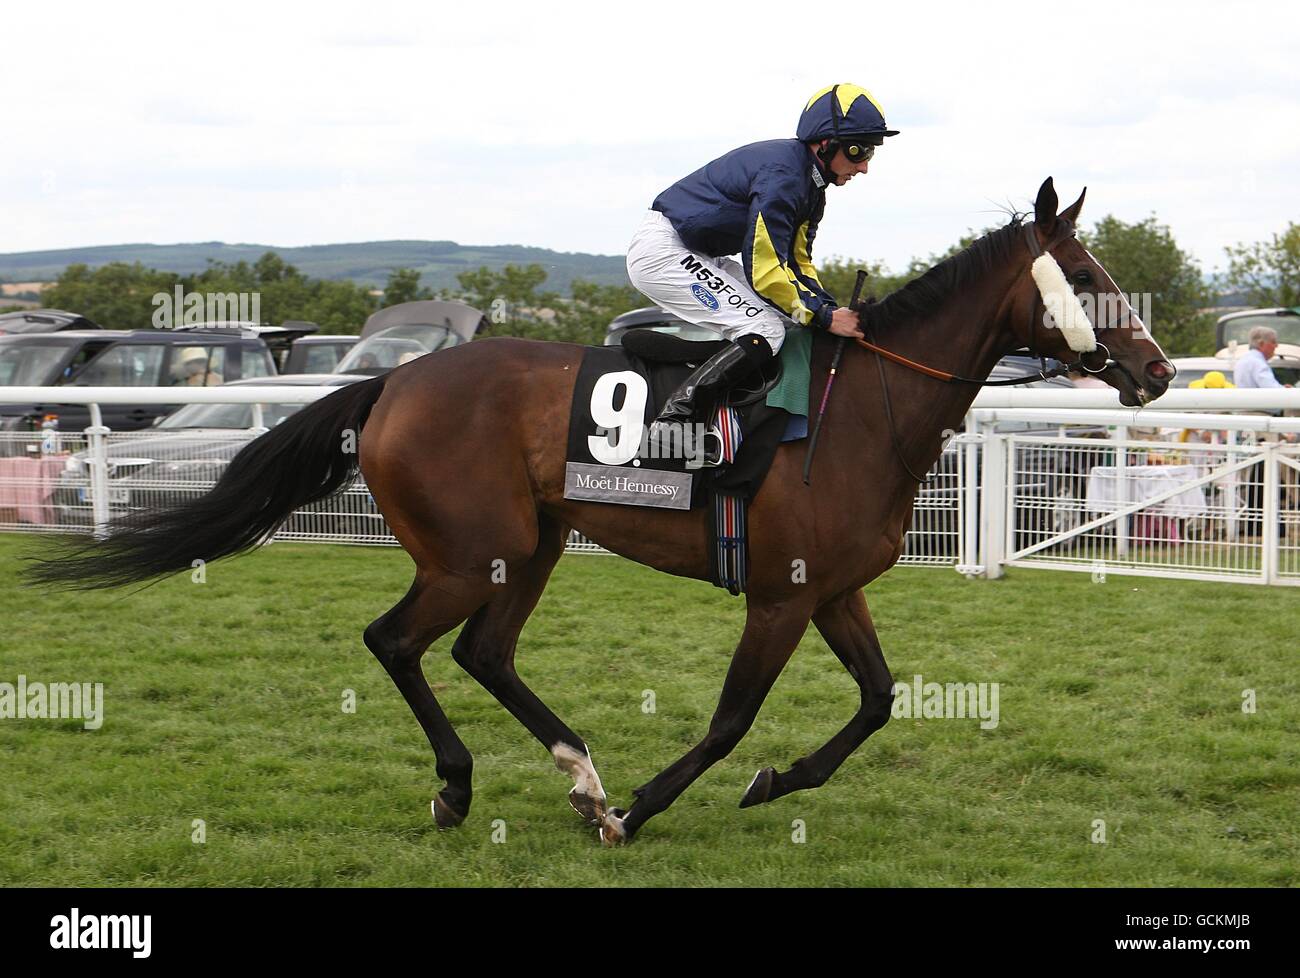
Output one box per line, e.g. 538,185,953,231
3,385,1298,584
967,407,1300,586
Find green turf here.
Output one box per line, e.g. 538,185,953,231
0,534,1295,887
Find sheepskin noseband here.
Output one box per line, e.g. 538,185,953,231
1031,253,1097,353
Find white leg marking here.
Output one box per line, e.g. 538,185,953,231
552,742,606,802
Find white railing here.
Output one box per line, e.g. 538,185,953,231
3,385,1297,582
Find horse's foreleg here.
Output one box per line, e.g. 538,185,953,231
739,588,893,808
450,515,609,825
364,575,495,828
603,601,812,845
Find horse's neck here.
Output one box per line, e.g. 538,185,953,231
840,263,1021,481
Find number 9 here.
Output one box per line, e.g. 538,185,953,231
587,370,647,465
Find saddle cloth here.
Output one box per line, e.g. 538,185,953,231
564,335,795,511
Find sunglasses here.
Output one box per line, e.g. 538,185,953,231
843,142,876,164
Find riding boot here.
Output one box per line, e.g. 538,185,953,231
646,335,774,468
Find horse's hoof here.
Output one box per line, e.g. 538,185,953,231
431,793,466,829
569,787,607,826
739,767,776,808
599,808,630,847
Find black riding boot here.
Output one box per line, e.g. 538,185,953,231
646,335,774,468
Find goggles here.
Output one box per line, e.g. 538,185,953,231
842,141,875,164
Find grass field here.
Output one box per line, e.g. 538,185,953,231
1,534,1296,887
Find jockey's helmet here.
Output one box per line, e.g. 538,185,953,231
797,83,899,160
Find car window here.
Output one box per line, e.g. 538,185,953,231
240,345,275,379
168,345,226,387
73,345,167,386
302,345,344,373
1219,315,1300,348
0,342,70,386
335,325,460,373
61,342,115,380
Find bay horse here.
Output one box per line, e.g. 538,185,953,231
28,178,1173,845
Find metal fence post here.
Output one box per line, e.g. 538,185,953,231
981,429,1007,579
1114,425,1129,560
86,403,111,540
957,417,984,578
1262,441,1279,584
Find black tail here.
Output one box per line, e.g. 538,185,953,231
24,376,387,589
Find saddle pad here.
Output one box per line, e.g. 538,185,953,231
765,326,815,418
564,344,791,510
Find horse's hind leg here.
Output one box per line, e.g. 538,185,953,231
451,515,609,825
739,588,894,808
364,575,494,828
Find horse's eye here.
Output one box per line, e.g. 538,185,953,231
1071,270,1094,286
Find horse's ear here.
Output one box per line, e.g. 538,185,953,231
1059,186,1086,225
1034,177,1058,232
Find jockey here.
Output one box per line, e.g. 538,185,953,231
626,82,898,465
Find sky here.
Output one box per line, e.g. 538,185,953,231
3,0,1297,278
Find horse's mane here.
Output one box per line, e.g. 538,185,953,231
861,215,1027,334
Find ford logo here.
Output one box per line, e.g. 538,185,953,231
691,284,719,310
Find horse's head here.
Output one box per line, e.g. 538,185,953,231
1009,177,1175,406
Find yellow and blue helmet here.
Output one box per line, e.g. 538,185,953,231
797,83,899,146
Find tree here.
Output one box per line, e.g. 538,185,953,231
40,253,379,333
41,262,183,330
816,257,902,305
382,268,433,307
550,279,644,345
193,252,376,332
1224,222,1300,308
816,224,1007,310
1079,215,1214,356
450,264,562,339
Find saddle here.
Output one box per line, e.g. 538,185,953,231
618,329,783,406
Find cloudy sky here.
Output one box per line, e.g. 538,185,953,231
3,0,1296,277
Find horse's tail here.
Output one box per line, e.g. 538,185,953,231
24,376,387,590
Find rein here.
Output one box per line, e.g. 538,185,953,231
859,219,1115,484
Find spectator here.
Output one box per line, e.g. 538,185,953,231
1231,328,1290,536
1233,326,1283,389
174,348,224,387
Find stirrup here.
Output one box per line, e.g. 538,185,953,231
685,426,724,470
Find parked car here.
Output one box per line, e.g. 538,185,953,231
282,334,359,374
171,321,326,373
0,328,277,443
53,374,371,527
334,301,486,376
0,309,103,335
1169,347,1300,391
1215,307,1300,350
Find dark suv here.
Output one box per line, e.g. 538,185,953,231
0,328,276,437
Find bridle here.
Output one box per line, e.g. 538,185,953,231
857,218,1132,483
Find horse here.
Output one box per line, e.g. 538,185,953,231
27,178,1174,845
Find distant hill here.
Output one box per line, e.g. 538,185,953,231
0,240,631,294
